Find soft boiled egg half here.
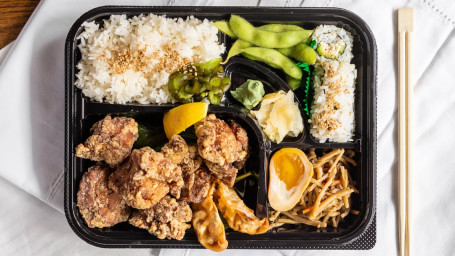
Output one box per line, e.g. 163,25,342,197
268,148,313,212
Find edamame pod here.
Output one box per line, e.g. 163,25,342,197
214,21,237,38
276,43,317,65
241,47,302,80
286,75,302,90
229,15,312,48
221,39,253,64
259,24,307,32
242,53,281,69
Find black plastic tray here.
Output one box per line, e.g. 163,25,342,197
65,6,377,249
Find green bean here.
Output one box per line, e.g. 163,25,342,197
241,47,302,80
221,39,252,64
286,75,302,90
276,43,317,65
214,21,237,38
229,15,312,48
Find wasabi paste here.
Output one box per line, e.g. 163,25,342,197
230,79,265,109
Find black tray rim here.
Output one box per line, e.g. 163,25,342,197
64,5,377,250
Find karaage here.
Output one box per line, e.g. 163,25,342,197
109,147,183,209
75,115,138,167
129,195,192,240
77,163,130,228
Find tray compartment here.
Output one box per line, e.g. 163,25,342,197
224,57,305,143
67,106,268,247
65,6,377,249
265,146,365,234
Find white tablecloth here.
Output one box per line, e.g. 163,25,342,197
1,0,454,255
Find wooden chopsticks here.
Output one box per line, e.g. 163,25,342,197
398,8,413,256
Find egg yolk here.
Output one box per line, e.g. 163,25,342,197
274,151,304,191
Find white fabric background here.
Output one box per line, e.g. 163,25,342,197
0,0,454,255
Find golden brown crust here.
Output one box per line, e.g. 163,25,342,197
205,161,237,187
191,181,228,252
228,120,249,170
129,196,192,240
75,115,138,167
161,135,189,165
214,180,269,235
195,114,246,166
77,163,130,228
180,165,212,203
161,136,203,199
108,147,183,209
194,114,249,187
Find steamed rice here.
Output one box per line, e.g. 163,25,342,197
75,14,225,104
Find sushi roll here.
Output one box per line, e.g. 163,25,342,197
311,25,354,63
309,60,356,143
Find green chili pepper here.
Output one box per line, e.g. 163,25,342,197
184,79,201,94
210,77,221,88
208,90,222,105
168,58,230,105
196,58,222,74
168,73,194,102
220,77,231,92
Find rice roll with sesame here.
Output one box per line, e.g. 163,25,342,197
311,25,353,63
309,60,356,143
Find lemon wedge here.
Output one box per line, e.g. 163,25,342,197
163,102,208,139
268,148,313,212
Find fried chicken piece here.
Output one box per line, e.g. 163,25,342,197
162,136,203,198
108,147,183,209
129,196,192,240
188,145,203,172
162,135,202,174
161,135,189,164
195,114,246,166
77,163,130,228
205,161,237,187
180,165,212,203
75,115,139,167
228,120,249,170
194,114,249,186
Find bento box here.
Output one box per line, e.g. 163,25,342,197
64,6,377,250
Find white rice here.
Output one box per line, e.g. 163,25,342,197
309,60,356,143
75,14,225,104
311,25,353,63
